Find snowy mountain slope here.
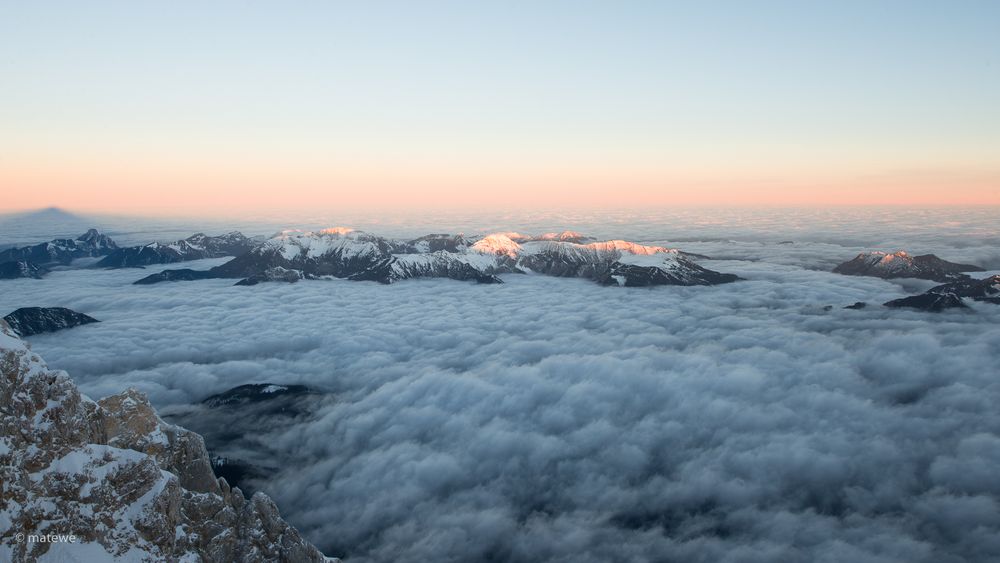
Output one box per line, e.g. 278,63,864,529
133,228,739,287
0,321,332,562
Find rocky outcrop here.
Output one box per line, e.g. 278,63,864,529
134,228,739,288
97,232,259,268
0,321,332,562
833,251,983,282
3,307,100,337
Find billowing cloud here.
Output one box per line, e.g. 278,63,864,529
2,215,999,562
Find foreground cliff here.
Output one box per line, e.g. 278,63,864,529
0,321,332,562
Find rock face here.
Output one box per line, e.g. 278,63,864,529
0,322,332,562
883,292,969,312
0,260,47,280
97,232,259,268
833,251,983,282
3,307,100,337
135,228,739,288
0,229,118,267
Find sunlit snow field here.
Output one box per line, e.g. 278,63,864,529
2,207,1000,562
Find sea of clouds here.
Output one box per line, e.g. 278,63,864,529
2,207,999,562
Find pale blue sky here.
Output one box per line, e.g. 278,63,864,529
2,1,999,212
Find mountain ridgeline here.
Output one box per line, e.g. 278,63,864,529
0,230,260,279
0,229,118,279
134,229,742,288
96,232,260,267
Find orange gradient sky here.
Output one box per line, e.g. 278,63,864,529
2,1,999,216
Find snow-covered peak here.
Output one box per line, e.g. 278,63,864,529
318,227,356,236
471,234,522,258
492,232,533,242
535,231,589,243
583,240,677,256
264,228,383,260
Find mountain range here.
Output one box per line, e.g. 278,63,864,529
96,232,260,268
0,230,261,279
0,229,118,278
134,228,741,287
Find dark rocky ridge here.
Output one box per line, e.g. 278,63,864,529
927,274,1000,303
0,260,47,280
880,274,1000,312
2,307,100,336
833,251,983,282
883,292,969,312
97,231,260,267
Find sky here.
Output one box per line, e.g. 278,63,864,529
1,0,999,215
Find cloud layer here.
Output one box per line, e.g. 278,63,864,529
2,216,1000,562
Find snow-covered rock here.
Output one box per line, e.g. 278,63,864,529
0,321,332,562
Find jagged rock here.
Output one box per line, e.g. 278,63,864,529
833,251,983,282
0,260,47,280
883,292,969,312
135,228,739,288
97,232,259,268
0,321,332,562
844,301,867,310
3,307,99,337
